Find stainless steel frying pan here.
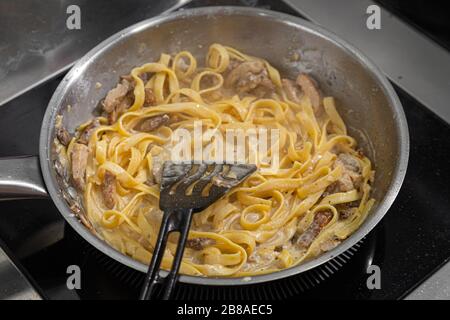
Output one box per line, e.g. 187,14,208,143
0,7,409,286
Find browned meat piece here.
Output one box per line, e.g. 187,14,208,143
144,88,156,107
135,114,169,132
335,153,362,188
226,58,242,72
325,153,363,194
56,126,72,146
340,208,356,220
337,202,358,220
186,238,216,250
101,171,116,209
78,118,100,145
102,78,136,124
282,78,303,102
102,79,132,113
225,60,274,96
296,73,322,111
107,108,118,125
296,210,333,249
71,143,89,190
336,153,361,172
335,173,355,192
107,95,134,124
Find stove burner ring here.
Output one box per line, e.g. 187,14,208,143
86,240,366,300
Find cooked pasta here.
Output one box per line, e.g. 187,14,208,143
58,44,375,277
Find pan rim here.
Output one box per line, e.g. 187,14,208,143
39,6,409,286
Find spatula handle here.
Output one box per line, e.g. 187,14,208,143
139,208,193,300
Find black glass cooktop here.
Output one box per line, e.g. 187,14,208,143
0,0,449,300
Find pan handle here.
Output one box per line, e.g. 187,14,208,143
0,156,48,200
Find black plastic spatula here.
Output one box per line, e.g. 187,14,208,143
139,161,256,300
